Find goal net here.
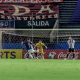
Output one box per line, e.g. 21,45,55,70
1,29,80,50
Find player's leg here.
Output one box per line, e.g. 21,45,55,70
33,50,39,59
67,48,71,59
40,50,45,59
34,52,37,59
24,52,29,59
36,49,40,59
28,49,37,59
24,50,29,59
69,49,75,59
29,53,33,59
37,53,41,59
28,50,34,59
31,49,37,58
35,49,42,59
68,49,74,59
41,53,44,59
72,48,75,59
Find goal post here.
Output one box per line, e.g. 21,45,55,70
50,19,59,43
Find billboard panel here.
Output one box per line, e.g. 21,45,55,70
15,18,56,29
0,49,22,59
0,4,58,20
0,3,59,28
44,50,80,59
0,20,15,28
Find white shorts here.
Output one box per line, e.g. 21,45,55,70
28,49,36,54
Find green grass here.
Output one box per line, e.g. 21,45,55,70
0,59,80,80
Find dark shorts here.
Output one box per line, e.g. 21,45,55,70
69,48,74,52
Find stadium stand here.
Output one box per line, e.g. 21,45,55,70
59,0,80,28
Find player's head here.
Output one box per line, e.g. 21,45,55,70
69,36,72,40
27,38,31,42
39,40,42,43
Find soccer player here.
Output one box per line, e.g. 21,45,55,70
67,36,75,59
21,39,36,59
35,40,47,59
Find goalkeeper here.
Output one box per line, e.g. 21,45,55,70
35,40,47,59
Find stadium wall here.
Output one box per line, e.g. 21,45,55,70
2,42,80,50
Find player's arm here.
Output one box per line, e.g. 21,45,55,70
74,40,75,45
45,45,47,49
67,40,69,46
35,43,38,49
21,41,24,45
33,43,36,49
35,43,38,47
42,43,47,49
21,41,26,49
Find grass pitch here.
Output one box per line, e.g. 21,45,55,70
0,59,80,80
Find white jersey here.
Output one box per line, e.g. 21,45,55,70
67,39,75,48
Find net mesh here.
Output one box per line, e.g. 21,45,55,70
2,29,51,43
1,29,80,49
